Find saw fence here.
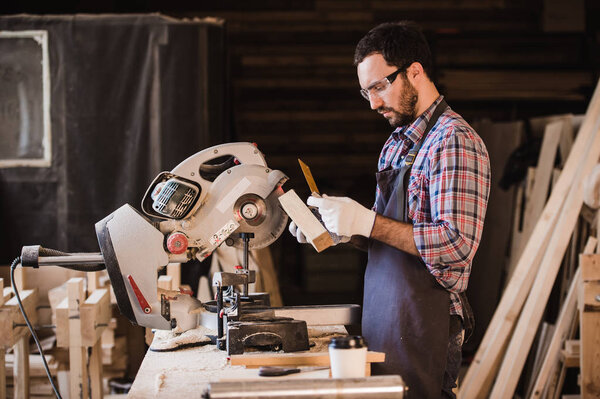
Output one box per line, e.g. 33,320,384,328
459,78,600,398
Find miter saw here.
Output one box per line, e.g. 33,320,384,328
20,142,360,355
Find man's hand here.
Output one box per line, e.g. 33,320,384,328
288,220,351,245
307,195,376,238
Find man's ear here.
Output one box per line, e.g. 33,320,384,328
406,62,424,82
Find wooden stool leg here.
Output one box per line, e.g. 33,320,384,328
13,337,29,399
89,341,103,399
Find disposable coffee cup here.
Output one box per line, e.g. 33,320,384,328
328,335,368,378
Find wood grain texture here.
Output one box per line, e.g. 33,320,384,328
278,189,333,252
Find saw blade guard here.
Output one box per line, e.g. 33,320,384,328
186,163,289,256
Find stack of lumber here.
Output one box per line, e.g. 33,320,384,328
459,78,600,398
5,353,59,399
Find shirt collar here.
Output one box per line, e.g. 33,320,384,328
391,95,444,144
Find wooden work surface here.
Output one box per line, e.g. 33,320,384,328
128,326,350,398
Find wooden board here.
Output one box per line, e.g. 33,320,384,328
230,350,385,367
278,189,333,252
520,120,563,253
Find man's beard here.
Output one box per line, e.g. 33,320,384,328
378,77,418,128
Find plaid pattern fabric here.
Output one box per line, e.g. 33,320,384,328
374,96,491,318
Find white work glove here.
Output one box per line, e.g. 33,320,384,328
289,217,351,245
307,194,376,238
288,221,308,244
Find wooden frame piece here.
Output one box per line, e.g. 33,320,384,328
56,278,110,399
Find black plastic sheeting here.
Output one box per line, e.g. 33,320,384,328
0,14,230,262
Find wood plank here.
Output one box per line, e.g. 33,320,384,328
89,340,103,399
580,254,600,398
68,278,89,399
489,98,600,397
12,337,29,399
520,121,563,252
459,78,600,399
230,351,385,367
278,189,333,252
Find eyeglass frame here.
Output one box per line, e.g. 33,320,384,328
359,68,404,101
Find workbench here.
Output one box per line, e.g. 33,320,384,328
128,326,351,398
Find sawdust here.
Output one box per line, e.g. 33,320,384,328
307,325,347,352
129,325,351,397
150,325,214,351
155,372,165,392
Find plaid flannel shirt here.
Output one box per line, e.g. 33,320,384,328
374,96,491,318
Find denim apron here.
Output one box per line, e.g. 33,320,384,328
362,99,450,399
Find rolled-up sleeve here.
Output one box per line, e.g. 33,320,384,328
413,129,491,293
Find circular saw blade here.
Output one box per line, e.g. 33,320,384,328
229,188,288,250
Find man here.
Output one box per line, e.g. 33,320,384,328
290,21,490,398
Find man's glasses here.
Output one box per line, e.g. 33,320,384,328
360,69,402,101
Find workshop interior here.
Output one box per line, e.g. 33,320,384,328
1,1,600,398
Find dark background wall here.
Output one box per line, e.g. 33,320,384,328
2,0,599,358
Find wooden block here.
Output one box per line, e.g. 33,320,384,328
55,297,69,348
229,350,385,367
80,288,111,346
560,349,580,368
278,189,334,252
565,339,580,356
0,289,38,348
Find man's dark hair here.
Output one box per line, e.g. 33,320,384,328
354,21,434,80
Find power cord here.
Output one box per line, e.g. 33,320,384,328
10,257,63,399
